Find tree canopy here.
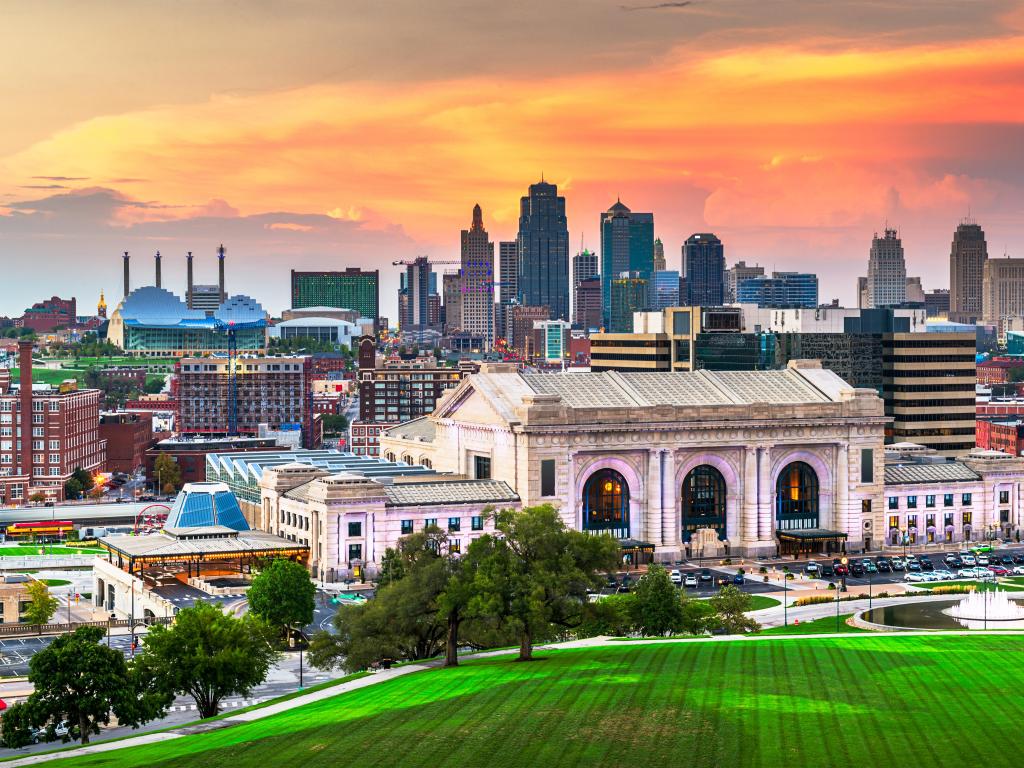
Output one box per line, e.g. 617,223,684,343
630,565,684,637
22,580,59,626
152,453,182,494
247,558,316,639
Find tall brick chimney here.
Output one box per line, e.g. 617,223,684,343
18,340,33,479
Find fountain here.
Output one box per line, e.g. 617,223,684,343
945,590,1024,630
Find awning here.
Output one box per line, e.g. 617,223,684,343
618,538,655,553
776,528,848,541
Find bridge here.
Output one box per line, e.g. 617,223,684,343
0,501,152,527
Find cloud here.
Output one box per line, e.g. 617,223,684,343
621,1,694,11
20,184,67,189
31,175,89,181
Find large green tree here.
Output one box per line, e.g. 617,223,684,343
22,580,59,626
137,602,279,718
247,558,316,639
2,626,163,745
470,505,619,661
631,565,683,637
710,585,761,634
152,453,182,494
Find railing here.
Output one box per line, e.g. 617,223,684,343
0,616,173,638
0,555,98,569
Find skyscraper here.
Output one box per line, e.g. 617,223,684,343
725,261,765,303
460,204,495,347
609,272,648,333
572,248,598,326
400,256,433,328
291,268,380,326
866,228,906,308
442,272,462,334
652,238,666,272
683,233,725,306
649,270,681,310
600,200,654,325
950,219,988,322
496,241,518,341
517,179,569,322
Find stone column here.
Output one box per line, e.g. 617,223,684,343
835,445,850,539
757,446,772,543
742,447,758,544
660,449,677,549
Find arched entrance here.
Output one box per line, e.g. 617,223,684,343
582,468,630,539
681,465,726,542
775,461,819,531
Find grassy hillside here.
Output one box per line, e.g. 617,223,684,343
42,635,1024,768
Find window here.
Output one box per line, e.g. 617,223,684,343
1001,509,1010,524
448,517,461,532
926,495,936,508
962,511,972,526
1000,490,1010,505
424,518,438,530
474,455,491,480
944,512,954,529
348,521,362,537
681,465,727,541
888,515,899,531
348,543,362,562
471,516,483,531
541,459,555,497
582,468,630,538
401,520,413,535
943,494,954,507
888,496,898,510
907,496,917,509
962,493,972,507
860,449,873,483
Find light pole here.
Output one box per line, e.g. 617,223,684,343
835,581,841,632
867,566,873,612
840,556,848,593
783,569,788,627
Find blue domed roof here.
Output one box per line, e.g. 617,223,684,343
214,295,267,325
121,287,207,325
165,482,250,531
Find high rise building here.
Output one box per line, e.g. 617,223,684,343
652,238,666,272
866,229,906,308
725,261,765,304
925,289,951,318
442,272,462,334
735,272,818,308
950,219,988,322
649,270,681,310
982,257,1024,337
460,205,495,347
683,233,725,306
600,200,654,325
609,272,648,333
517,179,569,321
496,241,519,341
573,276,603,330
905,276,925,305
290,269,380,325
573,248,599,285
400,256,434,329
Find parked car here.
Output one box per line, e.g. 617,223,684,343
1012,566,1024,577
670,569,682,585
731,573,745,585
834,562,848,577
944,552,959,564
850,561,865,577
957,568,978,579
933,569,956,580
907,561,922,573
972,545,993,554
699,568,713,582
920,559,935,571
919,572,940,582
988,565,1010,576
683,574,698,588
1012,553,1024,565
876,559,892,573
820,563,835,577
1001,555,1014,566
905,572,925,582
891,558,906,571
864,560,878,574
962,555,977,566
805,561,820,575
949,556,964,569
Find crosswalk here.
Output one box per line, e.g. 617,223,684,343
167,698,264,713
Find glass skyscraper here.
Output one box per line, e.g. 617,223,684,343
649,270,681,310
609,272,648,333
600,200,654,325
517,180,570,321
736,272,818,308
683,233,725,306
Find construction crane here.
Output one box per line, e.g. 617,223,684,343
391,258,460,266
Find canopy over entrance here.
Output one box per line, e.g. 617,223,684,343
619,539,655,569
776,528,847,557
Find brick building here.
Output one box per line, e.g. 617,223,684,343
976,418,1024,456
175,356,319,448
99,412,155,474
0,342,105,504
98,367,148,388
145,435,278,486
977,357,1024,385
19,296,76,332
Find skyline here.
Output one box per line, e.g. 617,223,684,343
3,0,1024,317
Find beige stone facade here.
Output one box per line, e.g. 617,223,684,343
382,360,888,559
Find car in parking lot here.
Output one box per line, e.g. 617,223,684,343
971,545,993,554
905,572,925,582
962,554,977,566
907,560,922,573
891,558,905,571
1001,555,1014,566
819,563,834,577
1013,553,1024,565
876,559,892,573
1013,566,1024,577
850,561,865,577
683,574,698,588
699,568,713,582
670,569,682,585
977,555,991,566
864,560,878,574
933,568,955,580
988,565,1010,576
920,558,934,571
806,561,820,575
944,552,958,564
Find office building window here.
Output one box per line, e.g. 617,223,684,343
943,494,954,507
448,517,461,532
907,496,917,509
926,495,935,508
401,520,413,535
471,516,483,531
888,497,898,510
474,455,491,480
962,493,972,507
1000,490,1010,505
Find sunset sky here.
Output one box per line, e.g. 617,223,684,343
2,0,1023,318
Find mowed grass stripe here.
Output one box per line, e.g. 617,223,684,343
39,636,1024,768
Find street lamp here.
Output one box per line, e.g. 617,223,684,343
783,568,789,627
840,556,848,593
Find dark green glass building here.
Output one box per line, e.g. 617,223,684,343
290,268,379,324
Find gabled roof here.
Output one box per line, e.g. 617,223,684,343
884,462,981,485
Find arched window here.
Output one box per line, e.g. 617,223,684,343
582,468,630,538
681,465,726,542
775,461,819,531
421,457,432,469
385,451,396,462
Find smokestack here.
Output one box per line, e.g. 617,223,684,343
186,251,194,309
123,251,130,298
155,251,162,288
18,341,32,479
217,244,226,302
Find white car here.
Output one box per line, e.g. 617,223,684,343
963,555,977,566
683,574,698,588
904,572,925,582
919,572,940,582
1013,566,1024,576
957,568,978,579
933,569,956,581
670,569,682,585
976,555,990,566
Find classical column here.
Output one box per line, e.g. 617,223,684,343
742,447,758,544
835,445,850,537
757,446,772,542
660,449,676,549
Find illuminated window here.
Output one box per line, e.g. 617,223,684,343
775,462,819,531
681,465,726,542
582,468,629,538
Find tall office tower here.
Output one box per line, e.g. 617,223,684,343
857,276,869,309
517,179,569,321
866,228,907,308
949,219,988,322
652,238,666,272
683,233,725,306
460,205,495,346
573,276,603,329
442,271,462,334
905,276,925,304
401,256,433,328
495,240,519,341
725,261,765,303
572,248,598,325
649,270,681,310
600,200,654,325
609,272,649,333
982,257,1024,336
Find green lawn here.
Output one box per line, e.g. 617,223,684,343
745,594,780,611
913,580,1024,592
755,613,871,635
40,578,72,587
0,546,104,557
39,635,1024,768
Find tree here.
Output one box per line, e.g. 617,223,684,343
578,593,636,638
9,626,161,744
0,702,34,749
679,596,718,636
71,467,95,492
320,414,350,436
143,377,166,394
63,477,84,500
152,453,182,494
248,558,316,639
138,602,278,719
710,585,761,634
28,492,46,504
23,580,59,626
631,565,683,636
470,505,619,661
